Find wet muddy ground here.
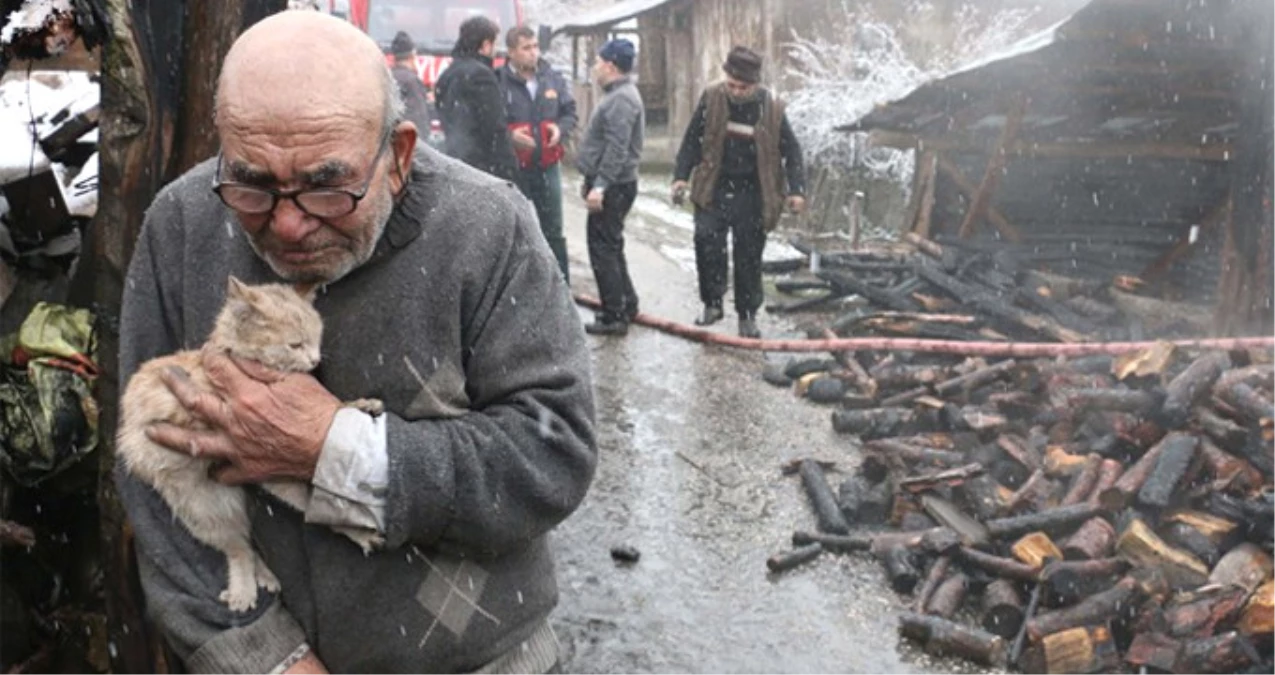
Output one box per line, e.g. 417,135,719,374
547,176,982,673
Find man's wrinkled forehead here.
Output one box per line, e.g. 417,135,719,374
217,111,380,187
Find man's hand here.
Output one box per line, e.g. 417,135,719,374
586,187,605,213
787,195,807,215
670,180,689,205
545,122,562,148
284,651,329,674
510,127,536,150
145,351,341,484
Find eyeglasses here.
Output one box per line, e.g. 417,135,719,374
212,129,393,218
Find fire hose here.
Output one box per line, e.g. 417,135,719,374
573,294,1275,357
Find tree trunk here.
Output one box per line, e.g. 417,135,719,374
92,1,285,671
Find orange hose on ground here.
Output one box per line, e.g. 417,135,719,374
573,293,1275,357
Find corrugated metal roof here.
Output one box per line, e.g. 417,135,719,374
552,0,676,35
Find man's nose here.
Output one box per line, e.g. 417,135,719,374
271,197,319,243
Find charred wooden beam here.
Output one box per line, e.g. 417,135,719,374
1202,493,1275,546
1098,432,1190,510
1136,434,1199,510
1040,558,1131,606
1219,382,1275,425
798,459,851,535
1195,406,1251,451
766,543,823,573
920,494,990,546
1126,632,1182,673
1175,631,1262,673
1061,455,1103,506
985,503,1101,540
791,531,872,554
900,464,986,494
959,474,1008,521
955,546,1039,582
1085,459,1124,507
879,546,921,594
817,269,921,313
831,408,931,440
865,439,965,469
898,612,1008,668
1005,469,1056,513
1026,576,1138,641
1062,517,1116,561
837,475,893,525
934,359,1018,399
1116,518,1210,590
913,262,1083,342
1053,387,1158,414
1161,522,1221,568
1020,624,1121,675
870,363,953,390
1160,352,1232,427
1011,532,1064,570
1237,580,1273,637
1209,543,1274,594
997,434,1042,472
924,572,969,620
1198,438,1266,492
913,555,951,613
1158,585,1249,639
982,579,1025,639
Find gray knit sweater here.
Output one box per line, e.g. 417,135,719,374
115,146,596,673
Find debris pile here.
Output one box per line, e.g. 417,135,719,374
764,233,1216,344
768,333,1273,672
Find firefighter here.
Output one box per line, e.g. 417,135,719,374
497,25,578,282
672,46,807,339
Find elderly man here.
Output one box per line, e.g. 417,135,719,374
116,10,595,674
672,46,806,339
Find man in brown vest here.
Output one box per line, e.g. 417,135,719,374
672,46,806,338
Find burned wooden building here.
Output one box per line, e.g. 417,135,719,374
840,0,1273,336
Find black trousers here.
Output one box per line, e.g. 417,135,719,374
585,179,639,322
694,184,766,316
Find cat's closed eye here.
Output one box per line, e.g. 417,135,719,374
289,342,304,350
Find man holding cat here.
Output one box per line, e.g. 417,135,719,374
115,9,596,675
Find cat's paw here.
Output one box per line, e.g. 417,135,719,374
254,556,281,593
340,528,385,555
219,583,259,612
346,398,384,417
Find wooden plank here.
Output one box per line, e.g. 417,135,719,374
935,156,1022,243
869,130,1234,162
958,96,1027,240
911,150,938,238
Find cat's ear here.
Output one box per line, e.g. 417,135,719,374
293,282,319,303
227,276,251,300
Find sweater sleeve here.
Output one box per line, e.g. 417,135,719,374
674,93,708,182
116,185,308,674
779,111,806,196
380,191,598,556
591,92,641,191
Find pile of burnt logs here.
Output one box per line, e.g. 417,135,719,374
763,234,1210,341
768,347,1274,673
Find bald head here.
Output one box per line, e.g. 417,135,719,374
216,10,399,136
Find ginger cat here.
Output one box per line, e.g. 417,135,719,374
118,277,382,612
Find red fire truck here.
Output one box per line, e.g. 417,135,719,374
330,0,524,88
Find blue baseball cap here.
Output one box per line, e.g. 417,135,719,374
598,38,636,73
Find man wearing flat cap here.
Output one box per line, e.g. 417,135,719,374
673,45,806,339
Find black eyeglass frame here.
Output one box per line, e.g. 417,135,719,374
211,127,395,218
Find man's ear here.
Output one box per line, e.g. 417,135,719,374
390,122,417,193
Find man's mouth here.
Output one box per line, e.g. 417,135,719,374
274,248,334,264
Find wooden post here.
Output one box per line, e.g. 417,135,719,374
956,95,1027,240
911,150,938,238
935,156,1022,243
91,1,286,672
1215,1,1275,335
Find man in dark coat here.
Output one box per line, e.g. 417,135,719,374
673,46,806,339
497,25,578,282
389,31,435,137
435,16,517,180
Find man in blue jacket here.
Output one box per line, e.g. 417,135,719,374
497,25,577,282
